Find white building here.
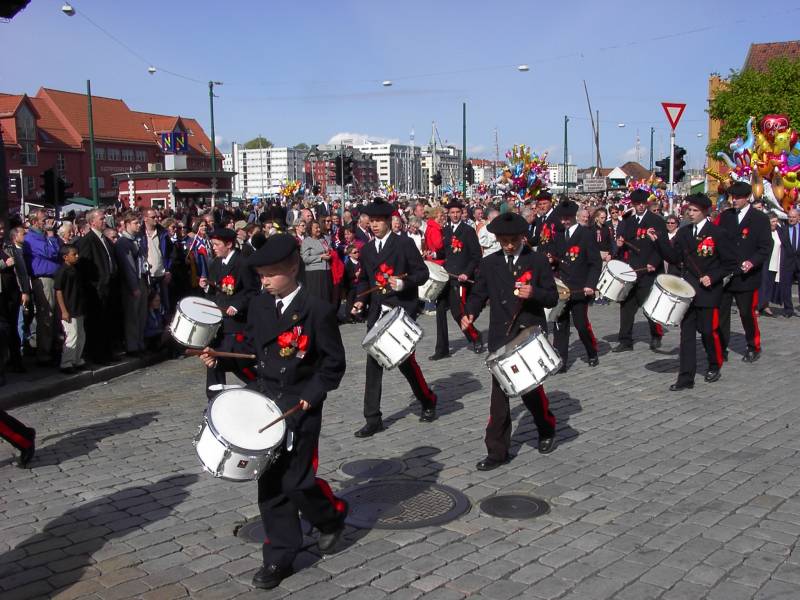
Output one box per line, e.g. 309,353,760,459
353,143,421,194
226,144,306,197
420,145,463,195
547,163,578,193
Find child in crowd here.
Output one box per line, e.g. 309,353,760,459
54,245,87,374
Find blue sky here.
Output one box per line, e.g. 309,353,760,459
3,0,799,171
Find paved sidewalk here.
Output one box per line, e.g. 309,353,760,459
1,304,799,599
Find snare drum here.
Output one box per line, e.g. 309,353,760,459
486,327,563,397
642,274,696,327
418,261,449,302
194,388,285,481
362,306,423,370
170,297,223,348
597,259,637,302
544,278,571,323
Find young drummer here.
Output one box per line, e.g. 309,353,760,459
461,213,560,471
199,234,347,590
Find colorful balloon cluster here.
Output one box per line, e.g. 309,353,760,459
279,179,301,198
710,114,800,211
627,174,666,202
501,144,550,199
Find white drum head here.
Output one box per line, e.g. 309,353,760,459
180,297,223,324
425,261,449,283
657,275,696,299
210,389,285,450
607,260,637,283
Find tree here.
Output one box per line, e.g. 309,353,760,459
244,136,273,149
707,57,800,156
294,143,310,151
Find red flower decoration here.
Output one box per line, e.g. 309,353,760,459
297,335,309,352
636,227,648,239
221,275,235,286
569,245,581,254
741,227,750,239
375,263,394,288
277,331,295,348
450,237,464,252
235,332,245,343
516,270,533,284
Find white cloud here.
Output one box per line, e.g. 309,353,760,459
619,146,639,164
468,145,486,155
328,132,400,145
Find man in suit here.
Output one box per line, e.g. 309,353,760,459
352,198,437,437
613,189,668,352
0,243,25,372
77,209,118,365
353,213,373,245
114,212,149,356
531,191,559,256
198,234,348,590
779,208,800,317
717,181,773,362
200,228,258,398
462,213,560,471
551,200,602,371
650,193,737,390
430,200,484,360
8,226,32,358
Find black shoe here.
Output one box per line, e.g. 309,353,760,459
18,433,35,468
761,309,776,318
587,357,599,367
538,437,556,454
669,381,694,391
472,332,485,354
784,311,794,318
60,367,77,375
476,455,509,471
722,350,729,362
742,350,760,363
612,344,633,353
252,564,294,590
428,352,451,361
650,337,662,351
318,502,348,553
420,405,436,422
354,420,384,438
704,370,721,383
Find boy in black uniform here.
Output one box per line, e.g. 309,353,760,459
431,199,484,360
352,198,437,437
550,200,602,371
648,194,737,390
717,181,772,362
462,213,559,471
199,234,347,589
613,189,667,352
531,191,559,255
200,228,258,398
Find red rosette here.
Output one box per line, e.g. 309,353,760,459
297,335,309,352
569,245,581,254
516,270,533,284
277,331,295,348
221,275,235,287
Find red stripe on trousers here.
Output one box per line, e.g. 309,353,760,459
312,446,346,514
584,304,598,351
751,290,761,352
711,308,724,365
537,386,556,430
654,323,664,338
459,285,479,342
407,353,435,404
0,421,32,450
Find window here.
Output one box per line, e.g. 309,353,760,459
16,107,36,140
90,177,105,189
95,147,106,160
121,149,135,161
56,153,66,173
136,150,147,162
107,148,121,161
24,175,34,196
21,141,37,166
151,198,166,209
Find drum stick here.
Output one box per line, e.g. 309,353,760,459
622,239,641,253
258,402,303,433
356,273,407,298
184,348,257,360
449,273,475,284
620,266,650,276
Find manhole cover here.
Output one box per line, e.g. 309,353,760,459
340,480,470,530
235,518,312,544
480,495,550,519
340,458,404,479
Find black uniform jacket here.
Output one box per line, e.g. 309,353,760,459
465,246,558,353
205,250,258,332
356,233,428,327
655,221,737,308
553,225,602,299
717,207,773,292
438,222,481,278
618,211,668,282
533,209,561,254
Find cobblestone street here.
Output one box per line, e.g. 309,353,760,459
1,305,799,599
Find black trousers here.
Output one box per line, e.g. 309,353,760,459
84,285,115,362
363,352,435,424
719,289,761,353
0,410,35,451
553,299,598,365
677,305,724,385
618,279,663,346
485,377,555,461
258,418,344,568
781,262,800,311
0,296,23,367
759,269,779,310
434,281,479,355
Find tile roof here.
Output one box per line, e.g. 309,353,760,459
743,40,800,72
619,161,651,180
0,93,25,117
29,97,82,149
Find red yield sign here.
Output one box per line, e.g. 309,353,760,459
661,102,686,130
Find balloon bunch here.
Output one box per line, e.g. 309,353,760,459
627,173,666,202
501,144,550,199
279,180,301,198
711,114,800,211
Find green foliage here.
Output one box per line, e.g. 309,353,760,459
294,143,310,151
708,57,800,157
244,136,273,149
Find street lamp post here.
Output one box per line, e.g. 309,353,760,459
562,115,569,196
208,81,222,173
87,79,99,207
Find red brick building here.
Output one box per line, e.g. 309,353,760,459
1,87,231,213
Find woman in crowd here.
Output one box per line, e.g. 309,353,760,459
185,218,210,288
301,220,332,302
294,220,308,246
592,207,613,262
759,212,782,317
407,217,424,254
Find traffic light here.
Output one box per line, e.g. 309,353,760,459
466,162,475,185
343,157,354,185
672,146,686,183
655,156,670,182
56,177,73,205
333,156,343,185
312,183,321,196
432,171,442,186
40,168,56,203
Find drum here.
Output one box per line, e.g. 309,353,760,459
170,297,223,349
597,259,637,302
486,327,563,397
642,274,696,327
544,278,571,323
194,388,285,481
362,306,423,370
418,261,449,302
